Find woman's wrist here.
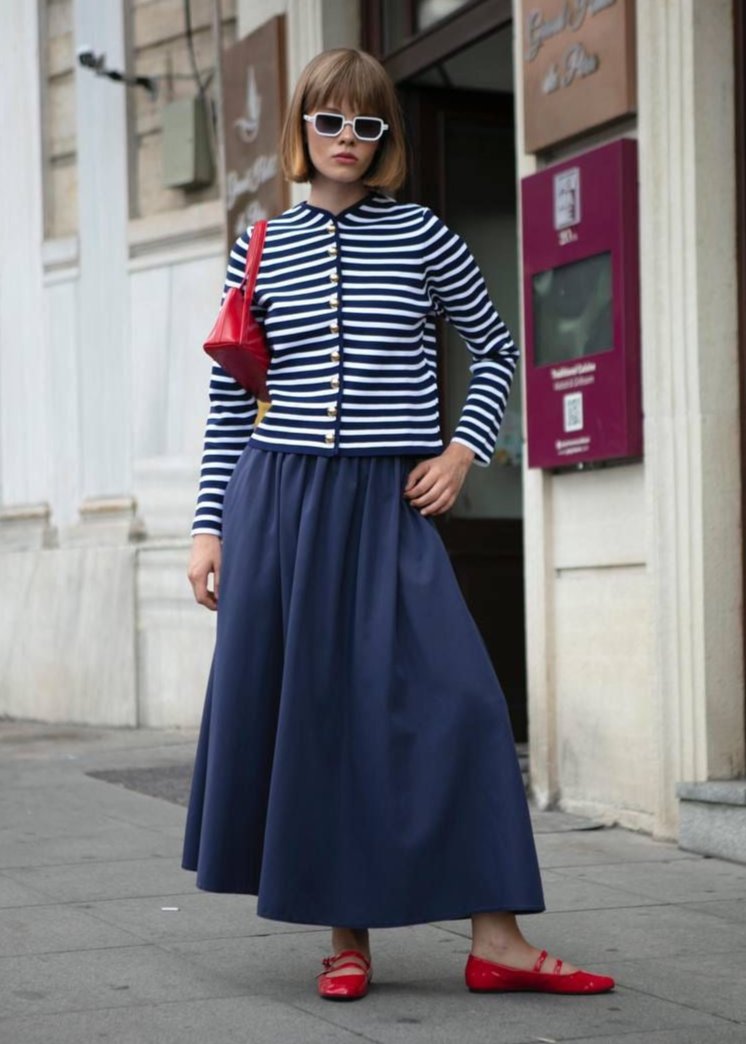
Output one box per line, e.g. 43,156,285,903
445,441,476,466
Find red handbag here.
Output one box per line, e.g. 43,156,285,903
203,219,270,401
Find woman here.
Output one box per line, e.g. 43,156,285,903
183,48,614,1002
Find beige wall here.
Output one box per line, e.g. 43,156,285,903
518,0,744,838
0,0,362,728
41,0,78,237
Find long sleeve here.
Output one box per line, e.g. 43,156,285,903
422,210,519,466
191,229,260,537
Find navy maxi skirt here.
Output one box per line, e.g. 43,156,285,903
182,446,545,927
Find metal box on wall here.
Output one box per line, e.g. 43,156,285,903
521,138,642,469
162,97,214,189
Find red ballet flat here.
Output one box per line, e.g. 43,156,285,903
317,949,372,1001
465,949,615,994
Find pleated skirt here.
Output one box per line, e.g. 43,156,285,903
181,445,545,927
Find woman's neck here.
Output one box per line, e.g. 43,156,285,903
307,176,369,215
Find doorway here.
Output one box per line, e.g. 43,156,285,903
366,9,527,739
400,80,526,741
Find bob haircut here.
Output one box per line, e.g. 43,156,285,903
281,49,407,193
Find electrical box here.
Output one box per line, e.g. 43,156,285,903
521,139,642,469
162,97,214,189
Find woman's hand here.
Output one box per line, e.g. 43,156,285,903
188,534,222,610
404,442,475,516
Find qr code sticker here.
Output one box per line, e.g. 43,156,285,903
563,392,583,433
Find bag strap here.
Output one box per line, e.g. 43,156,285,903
240,219,268,331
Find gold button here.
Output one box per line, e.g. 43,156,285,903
329,321,339,333
330,349,340,362
325,221,335,233
329,271,340,284
324,432,334,445
327,245,338,256
327,405,337,418
328,295,339,308
330,376,340,389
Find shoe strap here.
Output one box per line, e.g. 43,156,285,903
321,949,371,972
532,949,564,975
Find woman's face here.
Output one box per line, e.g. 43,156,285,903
304,99,382,186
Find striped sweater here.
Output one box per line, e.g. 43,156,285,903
192,191,518,536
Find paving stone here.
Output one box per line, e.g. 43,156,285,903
0,780,184,869
530,810,607,833
0,996,368,1044
3,856,197,902
0,872,52,909
75,890,326,944
552,853,746,904
284,976,727,1044
148,926,731,1044
565,1030,746,1044
534,829,698,869
0,823,183,871
0,902,140,957
606,949,746,1024
531,869,662,913
0,943,248,1020
86,763,194,806
684,897,746,924
163,922,470,989
0,783,122,833
433,903,746,964
537,904,746,963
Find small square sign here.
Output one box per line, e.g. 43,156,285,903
554,168,580,230
563,391,584,432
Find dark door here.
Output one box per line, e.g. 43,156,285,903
399,86,527,741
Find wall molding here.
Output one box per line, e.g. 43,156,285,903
128,200,225,269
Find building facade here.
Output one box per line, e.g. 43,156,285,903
1,0,744,854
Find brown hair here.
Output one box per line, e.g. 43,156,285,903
280,49,407,192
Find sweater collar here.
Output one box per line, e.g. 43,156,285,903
298,191,389,222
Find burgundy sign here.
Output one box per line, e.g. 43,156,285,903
521,138,642,469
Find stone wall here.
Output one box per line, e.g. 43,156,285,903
128,0,237,217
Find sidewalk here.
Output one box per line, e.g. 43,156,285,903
0,721,744,1044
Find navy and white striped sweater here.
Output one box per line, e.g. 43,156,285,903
192,192,518,536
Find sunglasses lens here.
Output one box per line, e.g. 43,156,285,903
354,118,383,140
315,113,344,135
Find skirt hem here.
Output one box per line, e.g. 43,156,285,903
182,865,545,928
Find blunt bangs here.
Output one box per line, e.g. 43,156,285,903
303,52,390,118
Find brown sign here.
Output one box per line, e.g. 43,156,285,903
222,15,288,245
522,0,636,153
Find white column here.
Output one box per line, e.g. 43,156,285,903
637,0,744,836
0,3,49,533
73,0,133,524
513,7,559,808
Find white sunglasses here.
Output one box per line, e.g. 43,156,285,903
303,111,389,142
